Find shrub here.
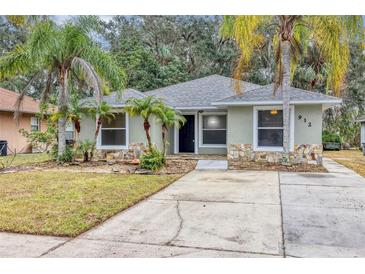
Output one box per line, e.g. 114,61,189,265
75,140,95,162
140,148,165,171
51,145,74,162
19,124,56,152
322,130,341,143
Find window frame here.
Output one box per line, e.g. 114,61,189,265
30,117,40,132
97,111,129,150
65,121,74,141
253,106,294,152
199,112,227,148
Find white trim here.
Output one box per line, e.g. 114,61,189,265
198,112,227,148
96,111,129,150
176,106,218,110
212,99,342,106
173,112,198,154
252,106,294,152
31,116,40,131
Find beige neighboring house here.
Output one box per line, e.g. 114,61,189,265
0,87,48,154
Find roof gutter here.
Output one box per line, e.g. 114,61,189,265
212,99,342,106
175,106,218,110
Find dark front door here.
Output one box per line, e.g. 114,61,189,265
179,115,195,153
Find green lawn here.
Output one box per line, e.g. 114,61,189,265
1,152,51,167
0,171,179,237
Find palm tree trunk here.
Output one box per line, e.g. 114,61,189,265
91,83,102,161
89,117,101,161
57,68,69,159
161,124,168,157
282,40,291,155
94,117,102,144
144,119,152,151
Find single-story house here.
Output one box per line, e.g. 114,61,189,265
358,115,365,147
0,87,48,154
79,75,342,165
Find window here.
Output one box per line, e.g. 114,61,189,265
253,106,294,151
200,114,227,146
100,113,127,148
31,117,40,132
65,122,74,141
257,110,283,147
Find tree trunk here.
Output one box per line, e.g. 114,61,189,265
282,40,291,155
94,117,102,144
91,78,103,161
57,68,69,159
161,124,168,157
83,151,89,162
90,117,101,161
58,118,66,158
144,119,152,151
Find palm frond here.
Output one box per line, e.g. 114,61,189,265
0,45,32,80
40,69,54,105
71,57,102,103
27,20,58,62
13,72,41,121
308,16,363,95
82,45,127,96
220,15,269,92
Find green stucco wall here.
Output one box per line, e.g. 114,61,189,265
129,115,147,144
80,104,324,154
226,104,323,147
294,105,322,144
79,111,152,147
227,106,253,144
79,116,95,141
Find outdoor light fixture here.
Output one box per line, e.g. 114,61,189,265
270,109,278,115
207,116,219,127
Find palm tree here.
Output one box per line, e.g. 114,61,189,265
0,19,126,159
156,106,186,156
220,16,363,155
124,96,164,151
87,101,115,146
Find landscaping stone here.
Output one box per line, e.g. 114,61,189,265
134,168,153,175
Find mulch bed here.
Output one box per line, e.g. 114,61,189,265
1,158,198,175
229,160,328,173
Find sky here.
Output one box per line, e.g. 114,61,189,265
51,15,113,25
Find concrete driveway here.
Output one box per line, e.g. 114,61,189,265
1,158,365,257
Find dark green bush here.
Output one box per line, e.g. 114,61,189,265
51,145,74,162
322,130,341,143
140,148,165,171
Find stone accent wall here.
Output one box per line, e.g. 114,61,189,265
96,143,147,161
228,144,323,168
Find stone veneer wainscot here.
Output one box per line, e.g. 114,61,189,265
228,144,323,168
96,142,147,160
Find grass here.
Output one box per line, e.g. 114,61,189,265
324,149,365,177
0,152,51,167
0,171,179,237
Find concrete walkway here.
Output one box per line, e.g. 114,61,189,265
280,158,365,257
195,160,228,170
1,158,365,257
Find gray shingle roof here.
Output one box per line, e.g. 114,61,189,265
82,75,342,108
144,74,262,108
81,88,146,107
213,84,342,105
